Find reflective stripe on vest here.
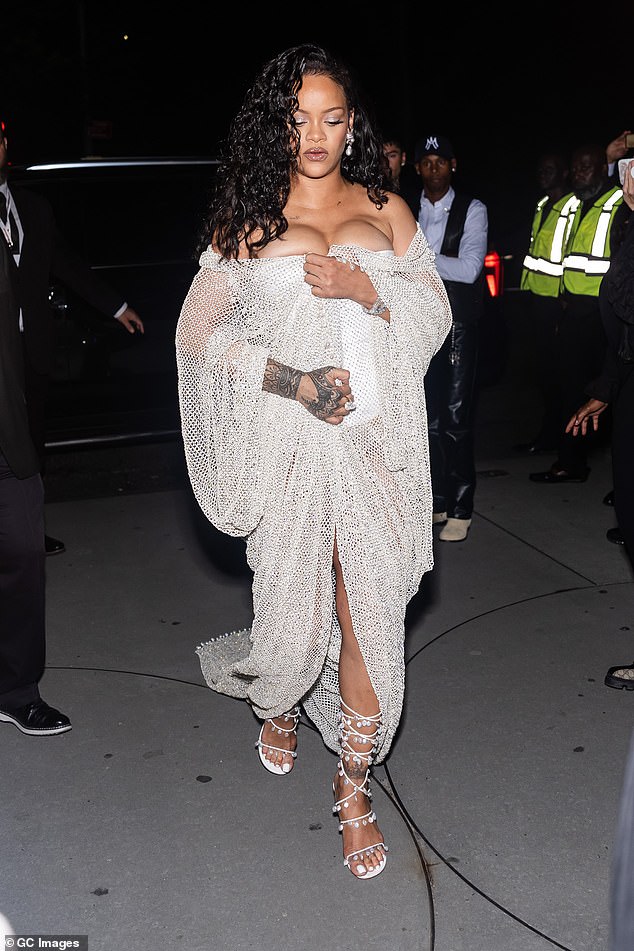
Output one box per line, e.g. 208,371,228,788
562,187,623,296
521,194,578,296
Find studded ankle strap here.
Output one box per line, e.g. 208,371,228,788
266,705,301,736
333,700,382,821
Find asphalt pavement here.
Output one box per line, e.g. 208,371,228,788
1,294,633,951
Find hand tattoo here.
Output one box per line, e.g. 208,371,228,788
262,359,303,399
302,367,340,420
262,360,342,422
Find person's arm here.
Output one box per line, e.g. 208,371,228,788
433,199,488,284
44,201,144,331
606,130,633,177
262,359,353,425
303,253,392,322
114,304,144,334
565,398,609,437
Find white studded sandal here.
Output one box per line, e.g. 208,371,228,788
255,706,301,775
332,699,388,879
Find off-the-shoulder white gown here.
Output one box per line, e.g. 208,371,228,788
176,227,451,761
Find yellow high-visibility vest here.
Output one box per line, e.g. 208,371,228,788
521,192,577,297
561,186,623,297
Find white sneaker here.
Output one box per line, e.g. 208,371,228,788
432,511,448,524
439,517,471,542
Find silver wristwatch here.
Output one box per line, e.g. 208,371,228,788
363,296,388,317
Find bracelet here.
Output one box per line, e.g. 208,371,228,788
363,295,388,317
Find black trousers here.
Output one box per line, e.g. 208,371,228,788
526,292,563,447
557,296,607,473
425,320,479,519
23,343,49,472
612,365,634,562
0,451,46,708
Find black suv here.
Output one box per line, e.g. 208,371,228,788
8,156,220,447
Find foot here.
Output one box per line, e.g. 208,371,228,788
0,698,71,735
333,764,387,878
333,702,387,879
439,517,471,542
605,663,634,690
256,707,300,774
45,534,66,555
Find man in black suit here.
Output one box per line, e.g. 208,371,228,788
0,229,71,735
0,119,144,554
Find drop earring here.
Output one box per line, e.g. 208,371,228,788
345,130,355,157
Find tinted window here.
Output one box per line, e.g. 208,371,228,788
9,162,218,266
6,160,220,444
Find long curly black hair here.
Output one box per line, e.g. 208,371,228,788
197,42,388,260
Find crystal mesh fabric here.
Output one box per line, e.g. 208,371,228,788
176,226,452,762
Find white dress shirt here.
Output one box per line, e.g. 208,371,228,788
0,181,23,266
418,185,488,285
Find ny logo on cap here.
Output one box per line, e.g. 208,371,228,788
425,136,440,151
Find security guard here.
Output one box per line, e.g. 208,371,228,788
530,142,624,483
518,152,576,453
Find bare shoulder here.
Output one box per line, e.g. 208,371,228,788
208,227,254,260
380,192,418,255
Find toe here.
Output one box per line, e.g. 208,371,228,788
366,849,380,873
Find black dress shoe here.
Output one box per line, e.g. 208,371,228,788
45,534,66,555
529,466,590,484
0,699,72,735
607,526,625,545
603,489,615,506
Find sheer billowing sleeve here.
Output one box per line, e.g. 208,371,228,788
175,253,270,536
362,227,453,470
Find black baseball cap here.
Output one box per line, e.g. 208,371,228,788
414,134,455,162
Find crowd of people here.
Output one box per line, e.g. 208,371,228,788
1,41,632,906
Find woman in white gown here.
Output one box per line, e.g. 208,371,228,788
176,43,451,879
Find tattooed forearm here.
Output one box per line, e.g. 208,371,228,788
263,360,344,422
262,358,304,399
302,367,340,420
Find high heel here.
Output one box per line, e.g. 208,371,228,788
332,699,388,879
255,706,300,775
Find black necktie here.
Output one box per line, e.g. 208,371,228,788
0,191,20,252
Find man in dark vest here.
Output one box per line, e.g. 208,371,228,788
414,133,488,542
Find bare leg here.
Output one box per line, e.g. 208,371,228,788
332,536,387,877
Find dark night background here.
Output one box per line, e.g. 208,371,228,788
4,1,633,254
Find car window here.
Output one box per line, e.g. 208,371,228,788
12,164,217,267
